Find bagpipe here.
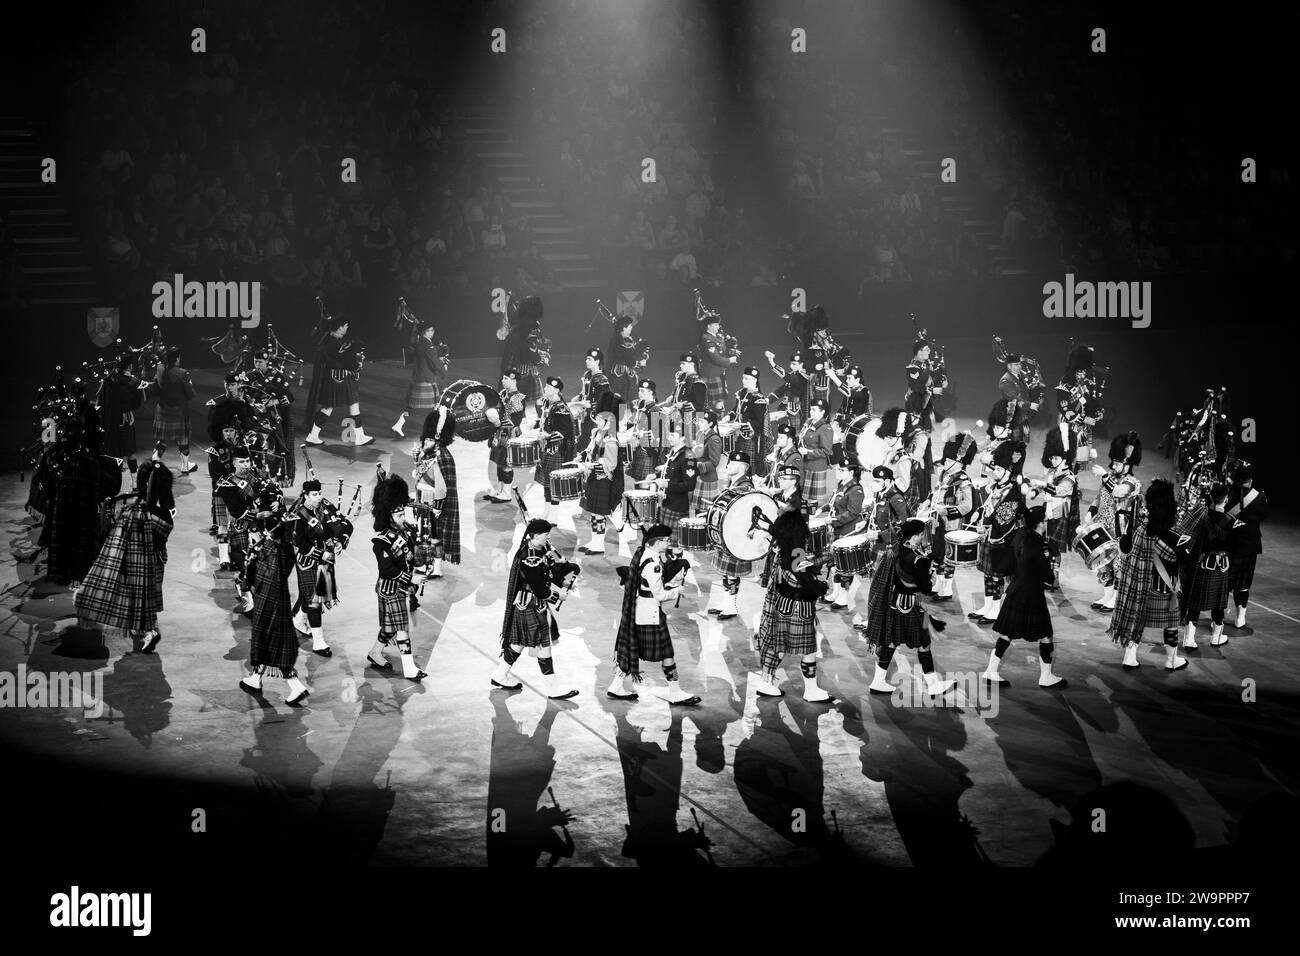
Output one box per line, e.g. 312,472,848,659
507,485,583,608
300,445,364,552
591,299,650,375
375,459,437,599
909,312,949,393
992,333,1046,409
495,288,521,342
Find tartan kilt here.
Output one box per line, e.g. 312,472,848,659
992,579,1053,641
322,375,359,408
405,380,440,410
249,546,298,677
631,616,675,663
436,496,461,564
756,588,818,655
153,405,190,444
1185,562,1230,617
581,475,620,516
1227,554,1256,595
625,445,652,482
658,502,689,532
690,476,719,516
75,510,164,632
296,564,339,610
538,449,565,503
703,374,727,412
977,537,1011,576
803,466,830,507
1142,587,1180,630
738,434,763,476
507,603,558,648
518,372,542,405
881,602,928,649
377,591,411,632
1048,514,1079,556
212,492,230,526
713,546,753,577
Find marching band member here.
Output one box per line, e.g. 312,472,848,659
485,368,528,503
729,366,769,478
533,376,576,524
876,408,926,514
866,464,910,563
821,454,866,609
244,350,296,483
764,423,802,488
864,517,957,697
798,398,835,508
753,511,834,701
772,465,804,515
207,422,241,540
1045,407,1084,475
1108,479,1193,672
1085,431,1143,612
689,410,723,517
218,443,267,613
500,294,548,408
764,349,810,430
832,363,872,424
416,405,460,577
367,474,430,682
290,477,346,658
929,433,979,602
670,352,709,420
206,373,255,446
1055,344,1103,461
569,393,594,463
1225,460,1267,630
968,440,1026,623
1179,482,1233,648
904,339,943,433
75,461,175,654
100,353,143,474
1042,425,1081,575
997,352,1038,444
621,378,661,478
607,523,702,705
710,450,756,620
984,505,1066,688
578,395,624,555
578,347,612,419
699,315,736,415
305,317,374,447
983,398,1026,471
150,346,198,475
656,423,697,542
491,518,580,699
607,313,647,403
238,483,311,705
392,320,446,439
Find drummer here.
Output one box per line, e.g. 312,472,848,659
764,423,802,489
773,465,804,515
866,463,910,565
532,376,576,524
968,440,1026,623
485,368,528,504
1040,428,1080,587
1084,431,1142,613
930,433,980,603
821,452,865,610
690,410,724,517
655,422,697,545
577,394,624,555
620,378,661,478
709,450,757,620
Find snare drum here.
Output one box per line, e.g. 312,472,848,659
831,533,873,575
508,435,541,468
806,515,833,556
944,529,981,568
548,467,586,501
678,516,710,551
623,489,659,525
1072,520,1119,571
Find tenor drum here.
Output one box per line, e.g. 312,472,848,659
678,517,710,551
1072,520,1119,571
944,529,981,568
440,379,503,443
831,533,873,575
623,489,659,525
548,467,586,501
705,488,780,562
806,515,833,556
507,435,541,468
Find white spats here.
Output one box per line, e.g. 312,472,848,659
1182,622,1198,649
982,650,1007,685
490,659,520,689
802,670,834,702
606,670,635,698
310,626,329,652
305,424,323,445
285,676,310,705
924,671,957,697
400,653,427,681
1122,642,1140,668
1100,586,1116,611
1164,644,1188,672
292,609,309,634
869,665,894,694
753,675,783,697
1210,622,1228,646
391,412,408,437
353,427,375,446
1235,605,1247,628
1038,660,1066,688
979,598,1002,622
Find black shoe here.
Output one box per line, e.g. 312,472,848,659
548,688,579,700
1040,678,1069,689
606,690,638,700
1090,600,1107,610
1165,659,1189,672
219,562,232,572
983,676,1010,688
718,612,737,620
491,678,523,690
239,680,263,696
932,594,951,602
286,689,310,706
405,669,428,683
668,694,702,706
141,631,161,654
365,655,392,671
312,646,333,658
967,610,985,620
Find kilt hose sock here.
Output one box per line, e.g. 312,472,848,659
983,573,1005,599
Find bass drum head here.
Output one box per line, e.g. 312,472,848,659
440,379,502,442
708,489,779,562
846,415,887,471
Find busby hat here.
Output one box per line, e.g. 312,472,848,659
516,295,544,326
900,518,927,539
876,407,908,440
422,403,456,446
942,432,978,467
991,440,1019,471
1026,504,1047,528
1108,430,1142,467
1066,344,1095,373
525,518,554,536
1042,424,1072,467
987,398,1021,436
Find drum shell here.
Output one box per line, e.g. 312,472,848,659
806,516,833,556
548,467,586,501
508,436,541,468
706,487,779,562
622,490,659,525
831,534,873,575
1072,520,1118,570
944,529,980,568
441,379,503,442
678,517,710,551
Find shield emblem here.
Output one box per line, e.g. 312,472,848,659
617,291,644,318
87,307,120,348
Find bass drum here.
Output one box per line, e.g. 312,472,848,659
439,379,503,443
845,414,887,471
706,488,779,563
